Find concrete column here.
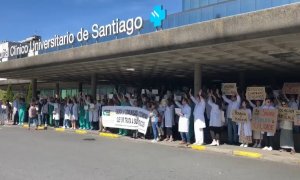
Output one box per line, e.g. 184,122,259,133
239,72,245,93
194,63,202,96
78,82,83,93
91,74,97,100
55,83,60,97
31,79,37,101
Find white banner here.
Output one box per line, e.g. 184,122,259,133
102,106,150,134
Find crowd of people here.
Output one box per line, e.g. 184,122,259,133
0,87,299,154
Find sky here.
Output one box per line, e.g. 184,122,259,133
0,0,182,41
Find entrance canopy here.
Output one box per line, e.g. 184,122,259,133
1,4,300,83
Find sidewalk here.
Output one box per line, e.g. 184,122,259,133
6,124,300,166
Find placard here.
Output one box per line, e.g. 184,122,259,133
282,83,300,94
175,96,182,101
141,89,145,94
108,94,113,99
155,96,160,102
152,89,158,95
231,110,248,123
246,87,266,100
251,108,278,133
221,83,237,95
294,110,300,126
278,107,295,122
102,106,150,134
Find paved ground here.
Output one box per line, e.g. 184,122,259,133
0,126,300,180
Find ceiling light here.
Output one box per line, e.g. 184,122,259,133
125,68,135,71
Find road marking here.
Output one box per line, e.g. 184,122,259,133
233,150,262,159
75,130,87,135
191,145,206,151
22,124,29,128
55,128,65,132
99,132,120,138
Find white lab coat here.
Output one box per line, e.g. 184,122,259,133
222,95,241,118
208,97,222,127
238,108,252,136
191,95,206,128
164,105,174,128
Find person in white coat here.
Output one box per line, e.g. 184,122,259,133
163,98,175,142
175,97,192,146
248,99,264,148
71,98,79,130
48,98,61,128
189,89,206,145
261,98,276,151
207,90,222,146
238,100,252,147
222,91,241,145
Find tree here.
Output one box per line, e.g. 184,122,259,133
26,82,33,105
0,89,6,101
5,84,14,102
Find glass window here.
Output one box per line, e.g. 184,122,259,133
240,0,256,13
200,0,209,7
209,0,218,5
183,0,191,11
272,0,290,7
201,6,214,21
213,4,227,18
191,0,200,9
226,0,241,16
255,0,272,10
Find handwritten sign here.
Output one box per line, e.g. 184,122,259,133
232,110,248,123
294,110,300,126
251,108,278,133
222,83,237,95
246,87,266,100
282,83,300,94
278,107,295,122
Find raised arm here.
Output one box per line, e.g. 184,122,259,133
222,94,231,104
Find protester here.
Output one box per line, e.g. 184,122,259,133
238,100,252,147
163,98,175,142
5,100,12,123
28,101,38,130
71,98,79,130
18,98,26,126
189,89,206,145
278,100,296,154
262,98,276,151
149,102,159,143
12,97,19,125
222,91,241,145
207,90,222,146
175,97,192,146
63,99,72,129
248,99,264,148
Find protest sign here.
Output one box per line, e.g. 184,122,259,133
246,87,266,100
282,83,300,94
152,89,158,95
251,108,278,133
102,106,150,134
222,83,237,95
294,110,300,126
232,110,248,123
278,107,295,122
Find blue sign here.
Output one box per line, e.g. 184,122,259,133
150,5,166,28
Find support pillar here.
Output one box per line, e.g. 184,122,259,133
239,72,245,93
31,79,37,101
78,82,83,93
55,83,60,97
91,74,97,100
194,63,202,96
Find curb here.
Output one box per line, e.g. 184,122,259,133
233,150,262,159
99,132,120,138
22,124,29,128
55,128,65,132
75,130,87,135
191,145,206,151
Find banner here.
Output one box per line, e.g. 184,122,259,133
102,106,150,134
222,83,237,95
282,83,300,94
231,110,248,123
294,110,300,126
251,108,278,133
246,87,266,100
278,107,295,122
